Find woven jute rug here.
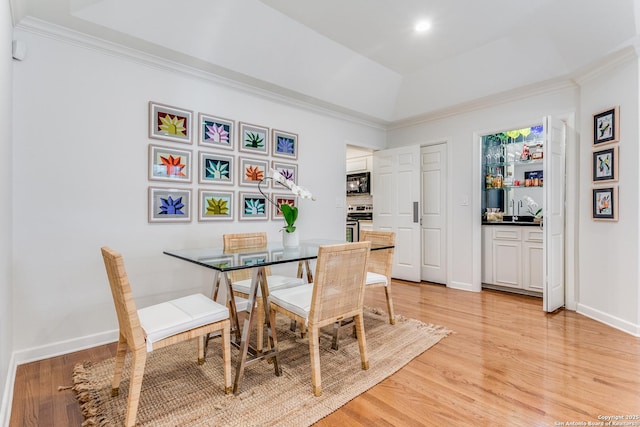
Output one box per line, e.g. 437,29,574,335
72,307,450,426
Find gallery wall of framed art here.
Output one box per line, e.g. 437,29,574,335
146,101,299,224
591,106,620,221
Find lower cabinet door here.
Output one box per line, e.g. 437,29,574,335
492,240,521,288
522,241,544,292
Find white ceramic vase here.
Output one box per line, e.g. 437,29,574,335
282,230,299,248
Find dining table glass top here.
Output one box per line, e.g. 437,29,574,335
163,239,394,272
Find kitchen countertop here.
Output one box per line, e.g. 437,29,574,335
482,216,541,227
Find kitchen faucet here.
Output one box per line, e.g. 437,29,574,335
511,200,523,222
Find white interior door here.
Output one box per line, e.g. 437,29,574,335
543,116,566,312
420,144,447,284
373,146,421,281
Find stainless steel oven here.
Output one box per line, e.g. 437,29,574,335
346,220,359,242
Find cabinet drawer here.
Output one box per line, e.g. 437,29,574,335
524,229,543,242
492,228,521,241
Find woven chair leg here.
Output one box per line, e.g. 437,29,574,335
124,349,147,427
308,326,322,396
384,286,396,325
111,334,128,396
222,321,232,394
354,313,369,370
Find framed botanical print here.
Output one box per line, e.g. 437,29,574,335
592,146,618,183
198,189,234,221
148,187,191,223
271,161,297,189
149,102,193,144
272,129,298,159
148,144,192,183
239,192,269,220
198,113,234,150
272,193,297,219
593,106,619,146
239,157,268,186
199,152,234,185
592,186,618,221
239,122,269,155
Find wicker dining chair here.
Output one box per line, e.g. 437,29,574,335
101,247,232,427
223,232,304,351
329,230,396,350
269,241,371,396
360,230,396,324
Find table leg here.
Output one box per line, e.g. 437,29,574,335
233,266,280,395
212,270,241,342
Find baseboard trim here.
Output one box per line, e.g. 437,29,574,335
577,303,640,337
12,329,119,366
448,280,475,292
0,353,17,427
1,329,119,426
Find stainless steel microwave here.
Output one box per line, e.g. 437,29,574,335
346,172,370,195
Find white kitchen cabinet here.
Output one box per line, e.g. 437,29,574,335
481,226,493,283
482,225,542,295
347,155,372,173
522,229,544,292
492,227,521,289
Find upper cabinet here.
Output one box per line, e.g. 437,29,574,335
482,125,545,219
347,155,372,173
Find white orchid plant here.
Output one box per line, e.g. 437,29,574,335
258,169,315,233
522,196,542,218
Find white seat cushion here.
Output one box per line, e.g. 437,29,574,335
366,272,388,287
232,295,249,312
138,293,229,352
232,275,304,296
269,283,314,324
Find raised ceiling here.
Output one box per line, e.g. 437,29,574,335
11,0,640,124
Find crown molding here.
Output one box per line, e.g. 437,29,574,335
572,45,638,86
388,78,578,130
14,16,389,131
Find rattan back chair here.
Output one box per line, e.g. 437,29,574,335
222,232,303,351
359,230,396,324
269,241,371,396
101,247,232,427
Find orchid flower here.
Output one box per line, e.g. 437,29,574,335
258,168,316,233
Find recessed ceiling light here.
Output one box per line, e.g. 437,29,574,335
414,20,431,33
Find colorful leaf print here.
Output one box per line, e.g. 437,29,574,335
276,136,295,154
158,114,187,136
244,131,264,148
159,196,184,215
160,155,186,177
244,198,265,215
205,197,229,215
244,165,264,181
205,159,230,180
205,123,230,143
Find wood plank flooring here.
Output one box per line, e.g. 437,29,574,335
10,281,640,426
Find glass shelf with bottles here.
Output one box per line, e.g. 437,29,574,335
482,126,544,190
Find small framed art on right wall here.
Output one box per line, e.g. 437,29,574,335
592,186,618,221
593,106,619,146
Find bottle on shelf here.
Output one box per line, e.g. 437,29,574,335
485,171,493,189
492,167,503,188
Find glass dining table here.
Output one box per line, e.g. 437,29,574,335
163,239,394,395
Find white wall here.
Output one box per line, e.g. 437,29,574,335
10,26,386,361
576,58,640,334
388,54,640,336
1,0,14,422
388,86,579,291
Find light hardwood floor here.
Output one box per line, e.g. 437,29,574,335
10,281,640,426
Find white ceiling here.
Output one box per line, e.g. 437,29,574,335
11,0,640,124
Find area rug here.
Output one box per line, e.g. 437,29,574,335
72,307,450,426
